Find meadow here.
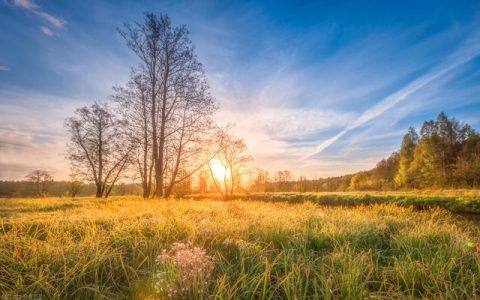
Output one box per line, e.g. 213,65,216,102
1,195,479,299
191,190,480,214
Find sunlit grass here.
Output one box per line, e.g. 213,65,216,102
191,190,480,214
0,196,479,299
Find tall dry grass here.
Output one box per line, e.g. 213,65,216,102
0,196,479,299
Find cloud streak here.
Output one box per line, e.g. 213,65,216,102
8,0,66,28
0,88,84,180
299,31,480,162
39,25,53,36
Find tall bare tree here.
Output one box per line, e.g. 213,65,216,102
65,102,133,198
119,13,216,197
26,170,52,197
112,73,154,198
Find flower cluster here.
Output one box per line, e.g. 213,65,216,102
155,241,214,299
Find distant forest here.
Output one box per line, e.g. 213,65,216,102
1,112,479,197
252,112,480,192
0,181,142,198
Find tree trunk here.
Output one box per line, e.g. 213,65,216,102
142,139,149,199
95,183,102,198
152,101,161,198
142,184,149,198
156,60,169,198
164,149,180,197
229,165,234,196
98,123,103,198
157,133,164,197
36,179,40,197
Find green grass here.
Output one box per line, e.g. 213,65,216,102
191,190,480,214
0,196,479,299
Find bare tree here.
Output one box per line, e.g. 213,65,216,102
208,130,252,198
26,170,52,197
67,171,84,197
112,73,154,198
250,168,269,192
65,102,133,198
119,13,216,198
274,170,293,192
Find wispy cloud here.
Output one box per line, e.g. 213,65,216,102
8,0,66,28
218,106,354,141
0,88,85,180
39,25,53,36
0,65,9,71
216,105,355,150
205,23,458,175
299,31,480,162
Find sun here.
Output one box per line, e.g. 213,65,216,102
209,158,229,181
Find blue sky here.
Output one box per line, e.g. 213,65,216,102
1,0,480,180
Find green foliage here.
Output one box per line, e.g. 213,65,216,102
349,112,480,190
404,112,480,188
395,127,418,187
349,172,371,191
262,112,480,192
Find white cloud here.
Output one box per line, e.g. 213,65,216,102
217,106,355,140
299,31,480,161
214,105,357,177
0,65,9,71
9,0,66,28
39,25,53,36
200,19,480,177
0,89,86,180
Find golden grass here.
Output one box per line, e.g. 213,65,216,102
0,196,479,299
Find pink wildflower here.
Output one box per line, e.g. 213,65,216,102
155,241,215,299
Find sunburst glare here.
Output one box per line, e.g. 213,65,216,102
209,158,230,181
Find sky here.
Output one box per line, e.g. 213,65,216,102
1,0,480,180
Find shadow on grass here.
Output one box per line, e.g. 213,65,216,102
0,203,79,217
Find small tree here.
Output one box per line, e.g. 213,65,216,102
65,102,133,198
67,172,84,197
395,127,418,188
251,168,269,192
275,170,293,192
25,170,53,197
208,130,251,198
349,172,371,191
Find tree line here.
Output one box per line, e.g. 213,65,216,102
249,112,480,192
3,112,478,197
394,112,479,188
0,179,141,198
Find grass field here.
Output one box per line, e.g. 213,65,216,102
191,190,480,214
1,196,480,299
